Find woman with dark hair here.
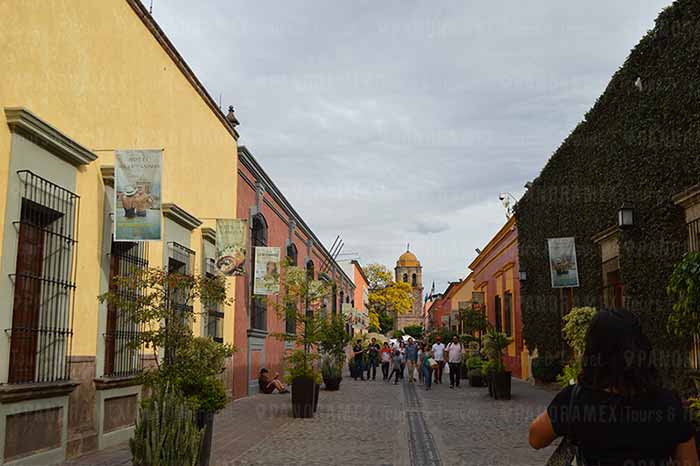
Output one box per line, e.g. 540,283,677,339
529,308,698,465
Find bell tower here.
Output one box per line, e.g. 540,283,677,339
394,246,424,330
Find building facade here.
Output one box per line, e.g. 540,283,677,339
394,250,424,330
469,217,528,379
235,147,354,399
0,1,240,463
339,259,370,336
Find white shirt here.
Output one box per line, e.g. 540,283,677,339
446,342,464,363
431,343,446,361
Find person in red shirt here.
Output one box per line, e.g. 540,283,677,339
379,342,393,381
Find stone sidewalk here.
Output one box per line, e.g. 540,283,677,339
60,375,559,466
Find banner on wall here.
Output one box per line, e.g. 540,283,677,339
547,237,580,288
114,149,163,241
254,247,280,295
215,219,247,276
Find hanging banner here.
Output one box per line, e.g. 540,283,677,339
215,219,247,276
254,246,280,295
547,237,580,288
114,150,163,241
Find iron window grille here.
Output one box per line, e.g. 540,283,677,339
285,245,297,334
689,218,700,253
7,170,79,384
104,240,148,377
167,242,196,318
250,214,267,331
204,258,224,343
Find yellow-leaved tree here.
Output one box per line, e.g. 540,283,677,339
364,263,413,334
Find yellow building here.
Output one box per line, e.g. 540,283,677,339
0,1,239,463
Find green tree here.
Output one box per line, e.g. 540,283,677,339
403,324,423,339
365,263,413,334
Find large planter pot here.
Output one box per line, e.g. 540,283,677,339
291,376,315,418
461,365,469,379
468,370,484,387
493,371,512,400
313,382,320,412
323,376,342,391
196,410,215,466
485,372,495,397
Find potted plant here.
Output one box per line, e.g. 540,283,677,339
482,329,513,400
318,313,351,391
467,356,485,387
667,252,700,454
556,307,596,388
100,267,234,466
272,263,331,418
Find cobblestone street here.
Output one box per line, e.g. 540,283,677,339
62,374,558,466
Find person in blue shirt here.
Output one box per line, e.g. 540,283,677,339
404,338,419,383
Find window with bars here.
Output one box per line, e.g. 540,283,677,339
689,218,700,253
104,241,148,377
285,244,297,334
203,257,224,343
8,171,79,384
251,214,267,331
168,242,196,318
503,292,513,337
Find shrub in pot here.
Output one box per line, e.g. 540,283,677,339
556,307,597,388
467,356,485,387
483,329,513,400
271,263,332,418
99,268,234,466
318,313,351,390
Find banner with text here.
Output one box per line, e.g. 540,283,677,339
254,246,280,295
114,149,163,241
215,219,247,276
547,237,580,288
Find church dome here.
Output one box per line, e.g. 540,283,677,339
397,250,421,267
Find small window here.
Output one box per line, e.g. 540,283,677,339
411,273,417,286
403,273,408,283
286,243,298,266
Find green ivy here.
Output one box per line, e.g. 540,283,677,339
514,0,700,390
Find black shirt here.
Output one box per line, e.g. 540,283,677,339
353,344,363,362
368,343,380,361
547,384,695,465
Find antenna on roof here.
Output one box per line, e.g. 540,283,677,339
149,0,153,14
407,243,410,252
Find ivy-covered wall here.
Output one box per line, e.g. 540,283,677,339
514,0,700,388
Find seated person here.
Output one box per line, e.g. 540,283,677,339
258,368,288,394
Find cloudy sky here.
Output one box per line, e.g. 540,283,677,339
151,0,670,293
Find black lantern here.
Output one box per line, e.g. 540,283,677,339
519,270,527,281
618,205,634,229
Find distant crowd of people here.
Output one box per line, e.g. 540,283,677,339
351,335,465,390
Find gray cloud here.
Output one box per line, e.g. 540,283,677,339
151,0,671,292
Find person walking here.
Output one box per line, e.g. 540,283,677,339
380,342,392,380
446,336,464,388
405,338,419,383
417,343,424,384
422,349,433,390
366,337,380,380
352,339,365,381
431,336,446,384
389,350,402,385
529,308,698,465
398,341,406,379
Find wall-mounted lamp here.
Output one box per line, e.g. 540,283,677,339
475,248,482,255
617,205,635,229
519,270,527,281
524,181,533,189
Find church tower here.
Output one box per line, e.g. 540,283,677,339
394,247,424,331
